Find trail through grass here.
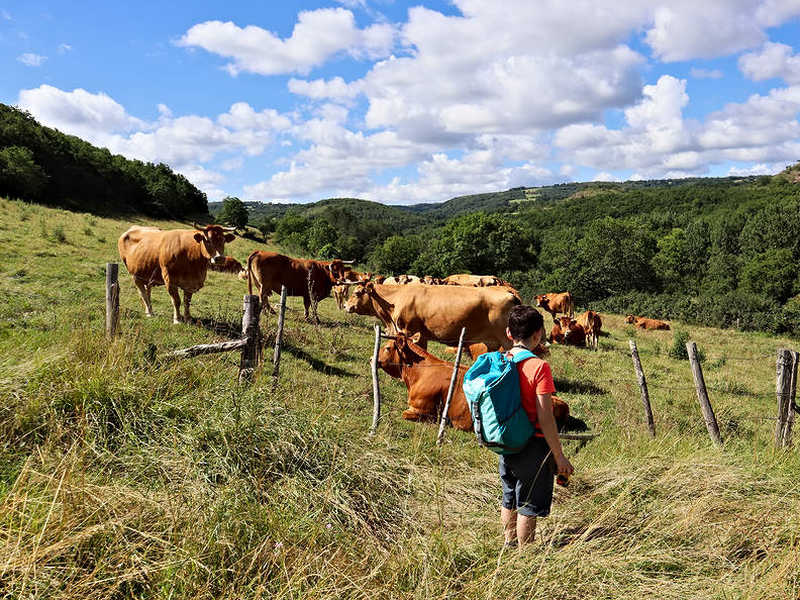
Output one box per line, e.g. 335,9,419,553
1,198,799,599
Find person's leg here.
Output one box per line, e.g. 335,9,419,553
501,507,517,544
517,514,537,546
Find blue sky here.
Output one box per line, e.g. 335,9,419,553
4,1,800,204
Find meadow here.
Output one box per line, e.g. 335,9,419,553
1,197,799,599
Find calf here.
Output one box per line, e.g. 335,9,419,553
577,310,602,350
535,292,574,322
208,256,244,275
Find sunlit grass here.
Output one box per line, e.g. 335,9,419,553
0,197,799,599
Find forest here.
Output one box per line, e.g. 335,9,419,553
0,104,207,217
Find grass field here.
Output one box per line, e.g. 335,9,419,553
1,197,799,599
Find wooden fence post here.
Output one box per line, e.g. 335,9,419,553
272,286,288,380
686,341,722,446
105,262,119,339
437,327,466,446
775,348,794,447
369,324,382,435
629,340,656,437
781,351,799,447
238,294,261,384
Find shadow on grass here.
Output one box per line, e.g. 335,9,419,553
283,342,358,378
554,377,607,395
194,316,241,339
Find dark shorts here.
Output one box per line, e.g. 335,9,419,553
498,436,555,517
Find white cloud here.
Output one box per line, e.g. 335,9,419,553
739,42,800,84
690,67,724,79
177,9,396,76
288,76,361,100
57,43,72,54
17,53,47,67
727,163,779,176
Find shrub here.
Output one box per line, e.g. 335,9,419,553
668,329,704,362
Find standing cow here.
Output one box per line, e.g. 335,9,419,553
535,292,574,322
118,223,237,324
245,250,353,321
343,282,520,350
577,310,602,350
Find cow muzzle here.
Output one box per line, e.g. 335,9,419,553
210,254,224,265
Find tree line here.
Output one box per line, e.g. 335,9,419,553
0,104,207,217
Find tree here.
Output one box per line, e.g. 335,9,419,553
369,235,424,274
0,146,47,200
217,196,248,230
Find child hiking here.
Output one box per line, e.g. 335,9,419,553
499,305,573,547
463,304,574,549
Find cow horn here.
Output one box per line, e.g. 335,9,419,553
192,222,205,231
380,334,397,340
220,225,237,232
342,260,355,264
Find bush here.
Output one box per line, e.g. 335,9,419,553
668,329,704,361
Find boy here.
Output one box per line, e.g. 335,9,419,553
500,305,574,548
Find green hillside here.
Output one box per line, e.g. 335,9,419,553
1,198,800,598
0,104,207,217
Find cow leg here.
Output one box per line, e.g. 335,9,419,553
183,291,193,323
134,280,154,317
166,283,182,324
261,291,276,315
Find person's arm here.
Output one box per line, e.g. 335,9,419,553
536,392,574,477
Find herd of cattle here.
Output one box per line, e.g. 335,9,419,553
117,223,670,428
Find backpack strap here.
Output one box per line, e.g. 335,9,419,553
509,349,536,364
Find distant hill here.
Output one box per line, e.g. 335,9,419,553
0,104,207,217
212,175,762,224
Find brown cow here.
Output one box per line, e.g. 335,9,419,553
380,333,568,430
344,282,520,350
118,223,236,324
635,316,670,330
445,341,550,360
577,310,602,350
549,320,564,344
333,270,371,310
444,273,502,287
208,256,244,275
245,251,353,321
554,316,586,347
535,292,574,321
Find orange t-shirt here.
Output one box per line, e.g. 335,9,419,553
508,352,556,428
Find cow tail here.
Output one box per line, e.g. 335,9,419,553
247,250,258,296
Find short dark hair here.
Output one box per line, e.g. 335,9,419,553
508,305,544,341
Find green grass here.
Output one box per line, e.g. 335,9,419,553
1,197,799,599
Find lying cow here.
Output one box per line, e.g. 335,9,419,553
344,282,520,351
380,333,570,430
625,315,671,330
245,251,354,321
550,316,586,347
118,223,236,324
208,256,244,275
577,310,602,350
535,292,574,322
444,273,501,287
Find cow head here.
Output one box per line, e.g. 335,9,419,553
535,294,550,310
624,314,636,324
327,259,355,282
208,256,244,275
193,223,236,265
343,282,375,314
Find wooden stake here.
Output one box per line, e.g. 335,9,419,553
686,341,722,446
272,286,288,380
782,351,799,447
238,294,261,385
369,324,382,435
437,327,466,445
775,348,794,447
629,340,656,437
105,262,119,339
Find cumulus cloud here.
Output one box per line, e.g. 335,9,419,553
739,42,800,84
288,76,361,100
727,163,779,176
16,85,293,199
177,9,396,76
17,53,47,67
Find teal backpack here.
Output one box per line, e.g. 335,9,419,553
463,349,535,455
